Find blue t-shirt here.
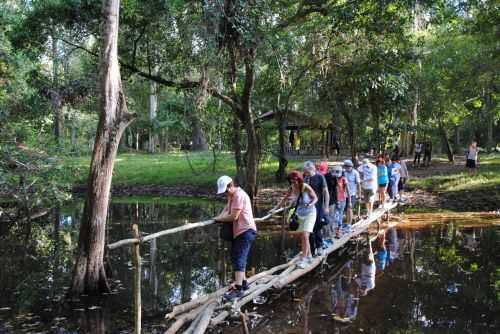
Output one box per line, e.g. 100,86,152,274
377,165,388,185
387,163,393,179
390,162,401,180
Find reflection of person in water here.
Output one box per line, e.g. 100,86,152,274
355,235,376,296
331,260,360,323
375,231,388,273
386,227,399,263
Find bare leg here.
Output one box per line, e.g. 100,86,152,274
235,271,245,286
302,232,311,257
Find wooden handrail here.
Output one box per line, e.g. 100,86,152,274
107,206,288,250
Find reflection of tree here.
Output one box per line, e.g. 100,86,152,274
78,309,106,334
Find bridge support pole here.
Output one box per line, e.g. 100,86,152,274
132,224,142,334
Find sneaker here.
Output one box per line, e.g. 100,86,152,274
296,260,308,269
315,248,324,256
223,287,244,301
305,256,314,264
342,225,352,234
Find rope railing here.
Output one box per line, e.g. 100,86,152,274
106,206,288,250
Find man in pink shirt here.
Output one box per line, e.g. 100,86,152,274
214,175,257,301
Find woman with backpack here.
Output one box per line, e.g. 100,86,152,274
272,171,318,268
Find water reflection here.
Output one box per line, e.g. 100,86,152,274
0,198,499,333
246,223,500,334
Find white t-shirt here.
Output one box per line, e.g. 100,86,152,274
359,163,378,190
344,169,360,196
467,147,478,161
415,143,422,153
359,262,376,291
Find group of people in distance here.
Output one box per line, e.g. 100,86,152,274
413,141,433,167
270,155,408,270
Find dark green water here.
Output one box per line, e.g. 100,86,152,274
0,197,498,333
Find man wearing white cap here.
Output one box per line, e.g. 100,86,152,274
358,158,378,217
343,160,361,225
214,175,257,301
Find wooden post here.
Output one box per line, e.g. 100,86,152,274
132,224,141,334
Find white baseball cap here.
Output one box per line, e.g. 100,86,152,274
216,175,233,194
303,160,316,172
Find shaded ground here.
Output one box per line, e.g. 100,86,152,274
406,155,500,212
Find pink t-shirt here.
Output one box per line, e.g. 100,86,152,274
229,187,257,237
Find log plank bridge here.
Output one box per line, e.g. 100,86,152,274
106,202,402,334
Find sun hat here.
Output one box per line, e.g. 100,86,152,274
362,158,370,165
343,159,354,167
303,160,316,172
318,161,329,175
216,175,233,194
333,165,343,173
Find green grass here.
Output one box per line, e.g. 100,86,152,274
409,154,500,193
409,153,500,210
63,151,307,188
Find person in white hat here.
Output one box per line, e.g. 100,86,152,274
214,176,257,301
343,159,361,225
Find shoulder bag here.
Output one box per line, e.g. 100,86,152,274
288,190,303,231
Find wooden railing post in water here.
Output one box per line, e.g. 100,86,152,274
132,224,141,334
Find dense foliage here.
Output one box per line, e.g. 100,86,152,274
0,0,498,186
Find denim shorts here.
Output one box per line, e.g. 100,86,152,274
231,229,257,272
346,195,356,208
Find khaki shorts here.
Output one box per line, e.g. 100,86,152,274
363,188,376,203
297,212,316,233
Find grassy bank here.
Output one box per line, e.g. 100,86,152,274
64,151,306,188
409,154,500,211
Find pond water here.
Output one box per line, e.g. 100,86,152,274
0,197,499,333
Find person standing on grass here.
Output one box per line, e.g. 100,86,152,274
466,141,479,175
398,158,409,201
343,160,362,226
376,157,388,207
273,171,318,269
358,158,378,218
303,161,330,256
423,140,432,167
414,142,423,167
214,175,257,301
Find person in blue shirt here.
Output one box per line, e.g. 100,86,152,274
376,156,388,206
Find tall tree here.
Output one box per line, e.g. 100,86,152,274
70,0,135,296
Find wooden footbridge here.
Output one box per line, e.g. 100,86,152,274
107,201,402,334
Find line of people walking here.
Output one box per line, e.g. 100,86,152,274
271,156,407,269
213,155,408,299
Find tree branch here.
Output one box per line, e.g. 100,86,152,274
60,38,238,109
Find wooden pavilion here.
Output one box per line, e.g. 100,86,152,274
257,110,340,157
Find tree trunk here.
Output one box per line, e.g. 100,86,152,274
440,124,454,162
191,116,209,151
232,116,245,185
51,33,64,146
275,109,288,182
69,0,136,296
341,109,357,165
239,53,259,200
148,65,159,153
454,125,460,151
